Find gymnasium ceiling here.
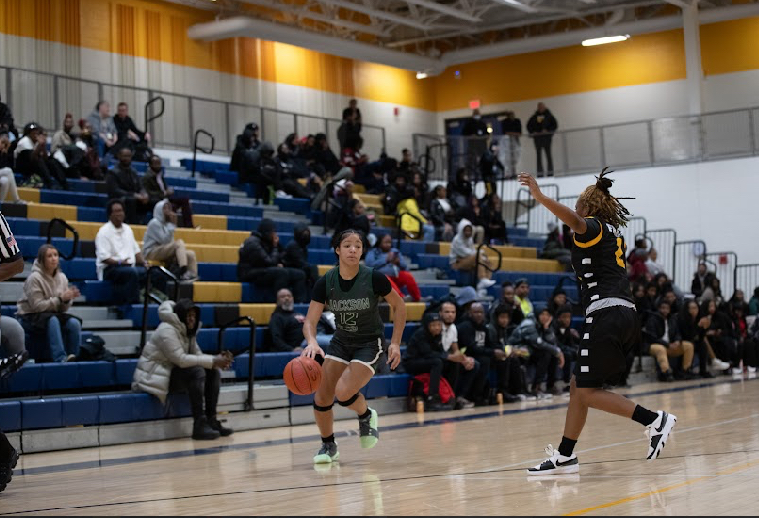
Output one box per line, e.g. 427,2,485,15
169,0,759,74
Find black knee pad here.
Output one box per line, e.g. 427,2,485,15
313,402,334,412
337,393,359,407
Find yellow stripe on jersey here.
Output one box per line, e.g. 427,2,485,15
573,217,603,248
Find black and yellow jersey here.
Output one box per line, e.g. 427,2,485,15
570,216,634,310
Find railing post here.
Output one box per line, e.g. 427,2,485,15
599,127,606,168
148,89,156,143
647,120,655,165
225,102,232,154
187,97,194,151
293,113,298,137
53,76,60,131
749,109,756,156
561,132,569,173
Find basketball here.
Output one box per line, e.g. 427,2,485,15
283,357,322,395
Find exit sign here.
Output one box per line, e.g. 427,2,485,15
469,99,481,109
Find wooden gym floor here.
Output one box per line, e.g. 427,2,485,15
3,376,759,516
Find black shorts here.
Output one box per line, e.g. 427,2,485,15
325,335,384,374
574,306,639,389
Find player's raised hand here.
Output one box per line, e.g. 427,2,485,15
387,343,401,370
518,172,543,200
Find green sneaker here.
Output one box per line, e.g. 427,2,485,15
313,441,339,464
359,408,379,449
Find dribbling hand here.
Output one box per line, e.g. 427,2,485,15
301,342,325,360
387,343,401,370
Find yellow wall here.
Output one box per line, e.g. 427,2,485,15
0,0,757,113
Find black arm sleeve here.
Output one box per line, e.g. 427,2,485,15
312,275,327,304
372,270,392,297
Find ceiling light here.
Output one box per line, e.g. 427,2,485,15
582,35,630,46
416,72,428,80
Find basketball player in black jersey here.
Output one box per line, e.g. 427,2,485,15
519,169,677,475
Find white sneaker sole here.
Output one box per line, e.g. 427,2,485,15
648,413,677,460
313,451,340,464
527,464,580,476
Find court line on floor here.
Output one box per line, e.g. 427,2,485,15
15,376,758,478
564,458,759,516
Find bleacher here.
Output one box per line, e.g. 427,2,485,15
1,155,579,452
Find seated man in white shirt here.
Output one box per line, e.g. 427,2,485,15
95,199,146,304
439,301,484,408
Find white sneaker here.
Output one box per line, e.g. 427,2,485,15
476,278,496,291
747,366,757,374
711,358,730,371
527,444,579,475
731,367,744,376
645,410,677,460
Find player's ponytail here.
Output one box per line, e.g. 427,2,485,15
578,167,634,228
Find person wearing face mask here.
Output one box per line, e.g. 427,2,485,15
132,299,234,440
283,223,319,290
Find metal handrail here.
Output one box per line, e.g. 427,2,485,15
139,265,180,351
217,316,256,412
322,180,344,234
395,211,425,249
473,243,503,289
420,142,450,180
513,183,560,230
46,218,79,261
145,96,165,127
191,129,215,178
704,251,739,297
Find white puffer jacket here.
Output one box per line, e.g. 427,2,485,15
132,300,214,403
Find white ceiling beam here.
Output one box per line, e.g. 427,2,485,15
238,0,392,36
404,0,482,22
664,0,692,8
320,0,433,30
497,0,538,14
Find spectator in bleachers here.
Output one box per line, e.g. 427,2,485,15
14,122,68,190
74,119,105,181
230,122,260,177
86,101,117,156
731,303,757,375
237,218,308,303
487,304,527,402
514,279,534,316
0,314,25,360
268,288,334,352
397,195,434,242
16,244,81,362
700,299,735,373
457,302,500,405
541,222,571,269
500,110,522,176
342,99,362,132
142,155,194,228
510,309,564,397
644,300,694,381
547,288,568,316
429,185,455,242
410,170,429,209
338,99,361,150
107,148,151,225
312,133,341,177
449,219,495,294
749,287,759,316
0,134,23,204
491,281,525,326
645,247,666,277
113,102,151,160
402,312,454,411
438,300,483,408
283,223,319,291
478,141,504,198
383,173,411,216
482,193,508,245
447,168,473,211
700,276,723,306
657,287,681,314
728,290,747,314
340,134,368,178
366,233,423,302
271,144,313,200
132,299,234,440
691,263,714,299
96,199,146,305
462,109,488,159
398,148,415,173
454,287,479,324
334,199,374,241
50,113,77,155
455,196,486,245
526,102,557,177
143,200,198,282
746,315,759,374
553,305,579,390
627,239,650,282
678,300,718,378
0,93,18,139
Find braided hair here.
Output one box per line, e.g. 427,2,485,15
577,167,633,229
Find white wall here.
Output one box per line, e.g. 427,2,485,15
527,156,759,268
0,33,436,159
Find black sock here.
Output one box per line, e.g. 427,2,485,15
322,434,335,444
632,405,658,426
358,408,371,420
558,436,577,457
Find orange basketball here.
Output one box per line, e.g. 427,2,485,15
283,357,322,395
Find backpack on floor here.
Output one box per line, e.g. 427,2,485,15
406,373,455,412
77,335,117,362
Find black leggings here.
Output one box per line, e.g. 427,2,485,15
737,338,759,368
404,357,443,396
442,359,481,400
169,366,221,421
530,349,559,389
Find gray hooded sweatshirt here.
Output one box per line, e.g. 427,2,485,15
142,200,175,257
449,218,476,264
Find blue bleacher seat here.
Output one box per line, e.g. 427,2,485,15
62,396,100,426
22,399,63,429
0,401,22,432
